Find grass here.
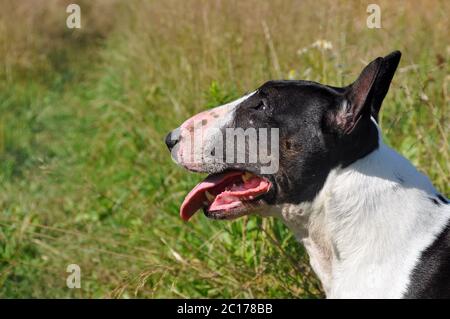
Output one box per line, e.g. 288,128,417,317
0,0,448,298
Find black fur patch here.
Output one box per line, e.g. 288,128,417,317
228,80,380,205
404,222,450,298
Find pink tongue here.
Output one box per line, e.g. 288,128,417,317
209,178,270,211
180,171,242,221
180,172,270,221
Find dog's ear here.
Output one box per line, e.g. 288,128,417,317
336,51,401,134
369,50,401,121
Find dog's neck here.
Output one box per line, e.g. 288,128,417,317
276,134,449,298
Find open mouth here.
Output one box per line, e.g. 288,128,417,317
180,171,272,221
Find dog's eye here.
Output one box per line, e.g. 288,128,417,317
253,100,268,111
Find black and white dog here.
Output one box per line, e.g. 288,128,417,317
165,51,450,298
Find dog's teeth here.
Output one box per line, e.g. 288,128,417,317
205,191,215,202
242,172,253,182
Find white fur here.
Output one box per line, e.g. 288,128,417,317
209,92,255,127
176,92,256,171
274,119,450,298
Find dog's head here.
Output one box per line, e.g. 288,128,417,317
166,51,401,221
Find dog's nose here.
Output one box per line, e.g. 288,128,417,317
165,131,179,151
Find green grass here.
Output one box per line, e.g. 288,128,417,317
0,0,448,298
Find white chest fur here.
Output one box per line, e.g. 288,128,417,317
277,139,450,298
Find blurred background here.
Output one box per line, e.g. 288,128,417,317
0,0,448,298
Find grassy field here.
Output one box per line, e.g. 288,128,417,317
0,0,448,298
